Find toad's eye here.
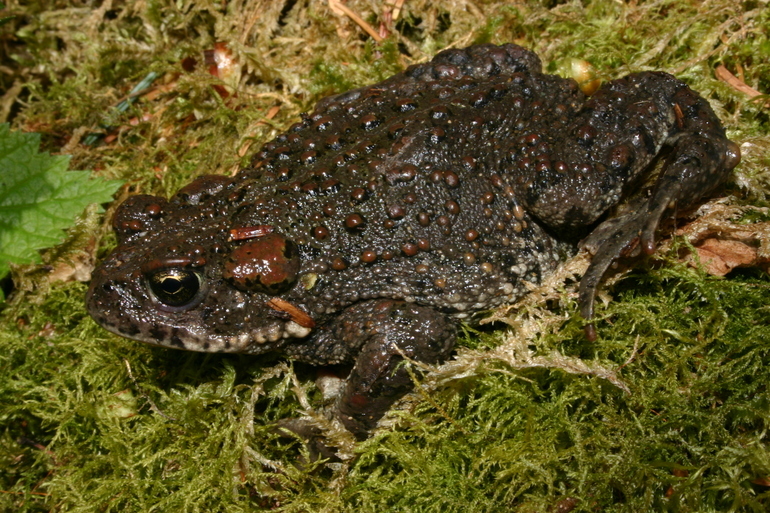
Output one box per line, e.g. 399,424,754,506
147,269,204,309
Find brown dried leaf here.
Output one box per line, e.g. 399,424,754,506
689,238,758,276
666,203,770,275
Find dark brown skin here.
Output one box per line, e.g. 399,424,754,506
87,44,740,438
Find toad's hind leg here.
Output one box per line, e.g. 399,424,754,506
577,77,741,338
510,72,739,338
316,299,456,439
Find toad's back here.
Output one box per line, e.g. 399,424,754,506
237,45,582,317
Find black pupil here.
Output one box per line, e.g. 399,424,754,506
160,277,183,294
149,269,200,307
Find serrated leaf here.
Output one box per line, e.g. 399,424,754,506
0,123,123,282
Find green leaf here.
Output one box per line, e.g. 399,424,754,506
0,123,122,282
0,3,12,27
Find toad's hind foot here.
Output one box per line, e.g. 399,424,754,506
579,134,740,340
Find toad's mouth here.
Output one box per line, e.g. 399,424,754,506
86,271,314,354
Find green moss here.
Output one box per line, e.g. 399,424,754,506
343,266,770,512
1,0,768,511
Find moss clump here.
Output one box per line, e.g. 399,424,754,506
342,261,770,512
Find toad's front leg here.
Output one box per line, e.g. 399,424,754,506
301,299,456,439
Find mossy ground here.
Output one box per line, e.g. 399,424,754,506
1,1,769,511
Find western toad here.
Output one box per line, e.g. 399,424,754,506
87,44,740,438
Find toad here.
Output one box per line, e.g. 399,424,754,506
87,44,740,438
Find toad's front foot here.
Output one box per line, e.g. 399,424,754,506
318,300,456,439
